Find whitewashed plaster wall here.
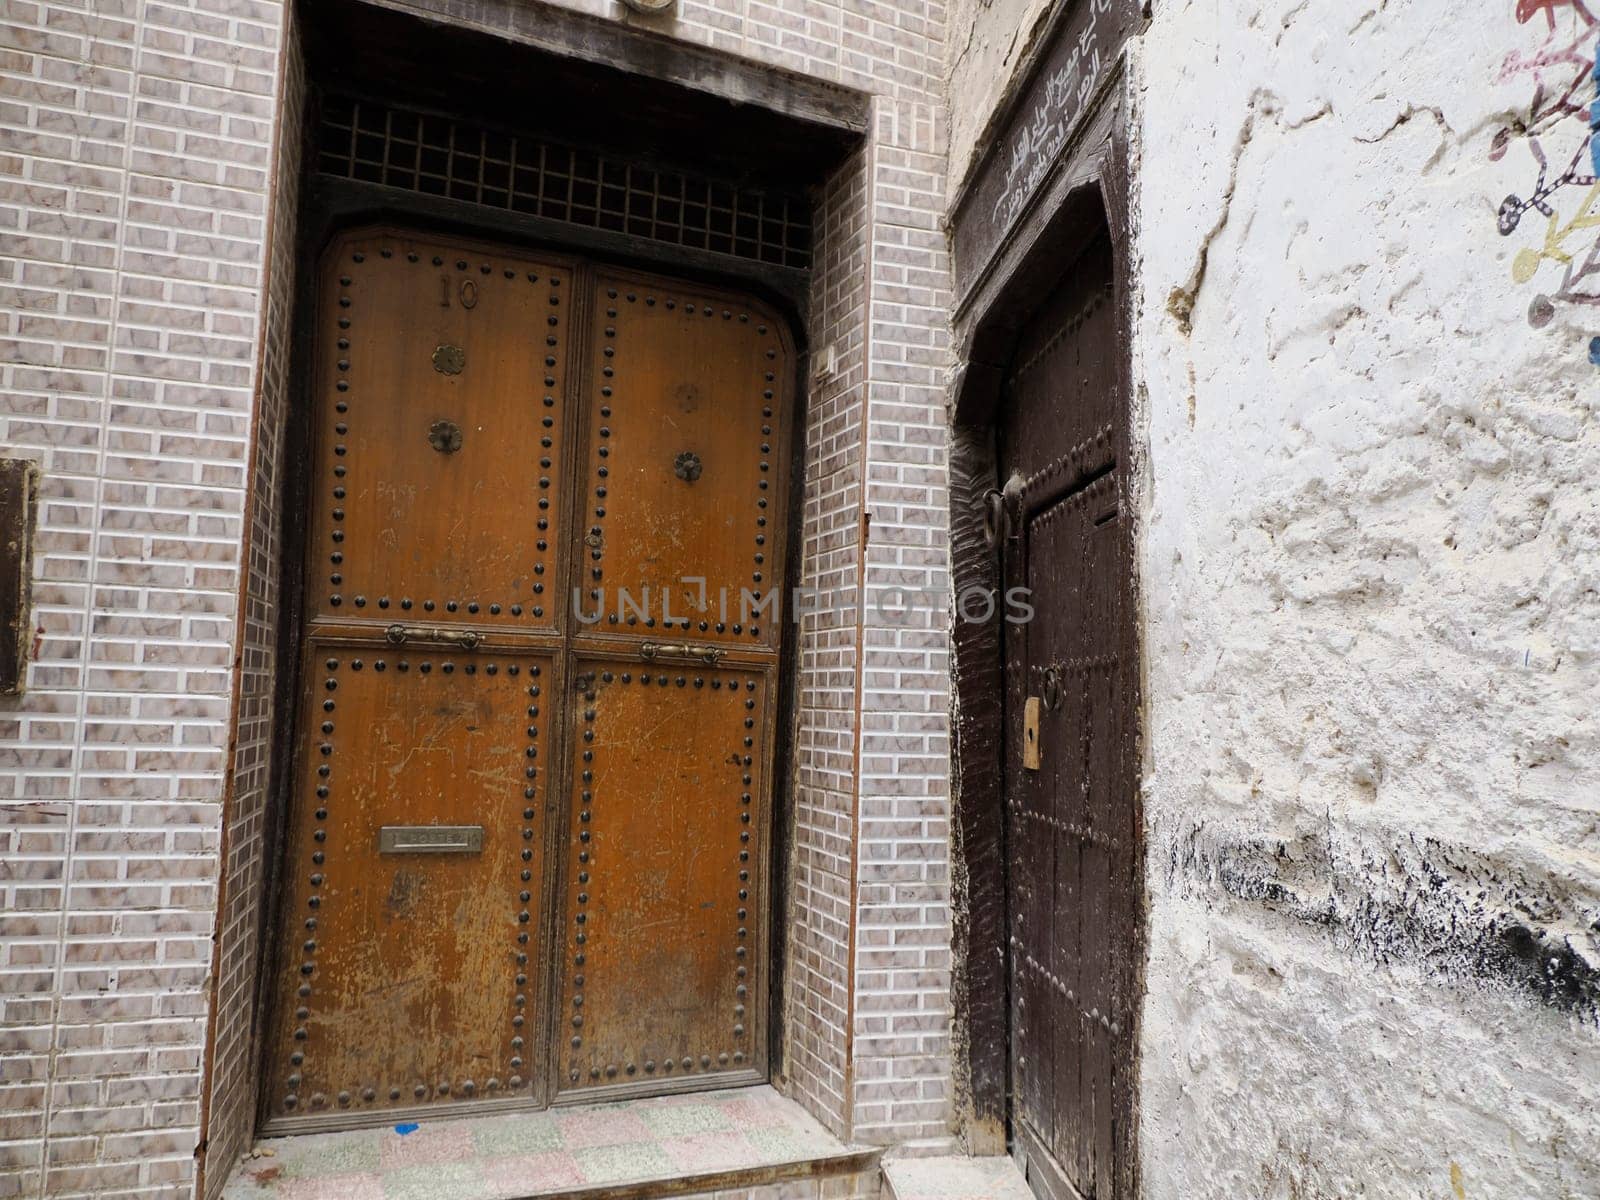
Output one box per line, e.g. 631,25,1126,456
1134,0,1600,1197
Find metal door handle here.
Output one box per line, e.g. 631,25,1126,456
384,623,483,650
982,488,1007,547
639,641,725,665
1042,664,1063,711
983,471,1026,548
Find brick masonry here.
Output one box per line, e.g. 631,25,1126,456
197,14,301,1197
0,0,954,1196
0,2,287,1198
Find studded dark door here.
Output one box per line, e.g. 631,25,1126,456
997,234,1139,1200
264,229,792,1132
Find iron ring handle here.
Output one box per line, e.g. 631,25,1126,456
1042,664,1063,711
982,488,1007,548
384,623,483,650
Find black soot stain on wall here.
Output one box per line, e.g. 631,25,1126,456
1167,827,1600,1021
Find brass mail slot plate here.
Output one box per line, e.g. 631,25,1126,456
378,825,484,854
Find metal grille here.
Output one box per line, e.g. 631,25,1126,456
317,95,812,270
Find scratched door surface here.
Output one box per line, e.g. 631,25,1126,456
998,234,1139,1200
556,270,792,1098
265,232,793,1132
556,658,770,1092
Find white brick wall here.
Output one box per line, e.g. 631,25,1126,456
196,12,300,1196
850,95,953,1144
0,3,288,1197
785,147,871,1140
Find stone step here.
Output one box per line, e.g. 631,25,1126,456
881,1155,1035,1200
222,1084,880,1200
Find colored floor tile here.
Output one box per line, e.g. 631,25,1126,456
639,1101,735,1137
556,1105,656,1149
573,1139,676,1183
274,1130,382,1178
479,1150,584,1194
661,1130,760,1172
469,1112,564,1158
381,1161,484,1200
278,1174,387,1200
378,1121,476,1169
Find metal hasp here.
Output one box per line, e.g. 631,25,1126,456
384,623,482,650
1022,696,1042,771
639,641,725,665
0,459,39,696
379,825,485,854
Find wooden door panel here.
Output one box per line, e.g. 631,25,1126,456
555,657,768,1094
1014,475,1130,1198
308,232,572,631
1000,231,1136,1200
265,643,554,1122
272,227,793,1132
575,273,791,650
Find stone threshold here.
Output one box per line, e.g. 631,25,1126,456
882,1155,1034,1200
223,1084,878,1200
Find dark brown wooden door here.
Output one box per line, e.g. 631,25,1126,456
998,234,1138,1200
264,229,791,1132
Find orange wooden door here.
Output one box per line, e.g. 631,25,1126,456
265,232,793,1131
557,269,792,1098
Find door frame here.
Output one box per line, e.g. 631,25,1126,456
945,63,1147,1199
247,167,817,1133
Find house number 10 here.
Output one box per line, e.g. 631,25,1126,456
440,276,479,309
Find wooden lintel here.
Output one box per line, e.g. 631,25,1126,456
354,0,872,135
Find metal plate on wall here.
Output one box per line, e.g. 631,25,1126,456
0,459,38,697
378,825,484,854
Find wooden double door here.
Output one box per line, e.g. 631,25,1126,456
998,233,1139,1199
263,227,793,1131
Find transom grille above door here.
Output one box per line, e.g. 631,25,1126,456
316,96,813,269
263,227,794,1132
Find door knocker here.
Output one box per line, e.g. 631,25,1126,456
674,451,702,482
981,488,1007,547
428,419,463,454
1042,663,1063,712
983,470,1027,548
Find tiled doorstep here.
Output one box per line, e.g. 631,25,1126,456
223,1085,879,1200
881,1156,1034,1200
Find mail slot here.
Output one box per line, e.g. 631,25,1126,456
378,825,484,854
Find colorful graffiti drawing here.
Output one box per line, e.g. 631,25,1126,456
1494,0,1600,364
